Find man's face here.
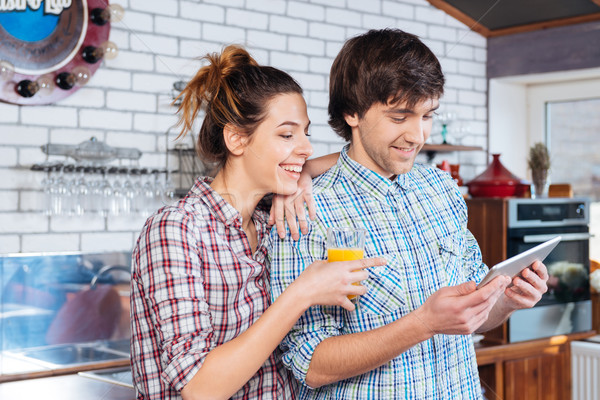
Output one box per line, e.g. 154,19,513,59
345,98,439,178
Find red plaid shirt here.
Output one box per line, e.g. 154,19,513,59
130,177,297,399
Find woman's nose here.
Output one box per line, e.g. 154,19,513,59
297,134,313,158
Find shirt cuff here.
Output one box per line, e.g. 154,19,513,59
282,326,339,387
161,349,209,391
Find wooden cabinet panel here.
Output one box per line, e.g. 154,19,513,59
466,198,508,345
465,198,507,267
503,349,569,400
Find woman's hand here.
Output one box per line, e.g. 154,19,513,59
291,257,387,311
269,170,317,240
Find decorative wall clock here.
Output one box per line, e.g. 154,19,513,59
0,0,123,105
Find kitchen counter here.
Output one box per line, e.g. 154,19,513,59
0,372,134,400
475,330,596,400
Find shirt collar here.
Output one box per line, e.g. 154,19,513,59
338,145,415,201
190,177,270,228
191,177,241,226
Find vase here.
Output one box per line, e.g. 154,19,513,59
531,169,549,198
466,154,529,198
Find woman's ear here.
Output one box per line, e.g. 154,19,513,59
344,113,359,127
223,124,248,156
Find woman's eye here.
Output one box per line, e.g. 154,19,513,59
280,134,293,139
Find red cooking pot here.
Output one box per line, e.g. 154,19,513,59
467,154,529,198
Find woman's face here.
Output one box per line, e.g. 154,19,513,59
241,92,312,196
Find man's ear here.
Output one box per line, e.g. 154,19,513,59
344,113,359,128
223,124,247,156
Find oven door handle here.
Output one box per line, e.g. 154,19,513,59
523,233,594,243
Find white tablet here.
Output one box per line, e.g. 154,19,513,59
476,236,561,289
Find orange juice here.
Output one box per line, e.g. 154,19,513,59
328,248,364,299
327,248,364,262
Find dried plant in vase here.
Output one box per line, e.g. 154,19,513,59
527,142,551,198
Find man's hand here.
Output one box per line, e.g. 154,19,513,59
414,276,511,336
269,171,316,241
502,260,549,310
475,261,549,333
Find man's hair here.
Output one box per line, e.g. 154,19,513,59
328,29,445,141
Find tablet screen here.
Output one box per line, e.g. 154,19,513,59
476,236,561,289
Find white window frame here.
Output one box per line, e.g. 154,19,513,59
489,67,600,180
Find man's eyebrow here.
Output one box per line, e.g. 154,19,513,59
385,104,440,114
385,108,414,115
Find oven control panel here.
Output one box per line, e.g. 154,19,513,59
508,198,589,228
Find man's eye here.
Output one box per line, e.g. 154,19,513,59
391,117,406,123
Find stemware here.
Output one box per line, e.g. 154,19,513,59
98,167,113,217
121,167,135,215
437,112,456,144
72,165,89,216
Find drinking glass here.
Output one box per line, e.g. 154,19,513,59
327,227,366,300
72,165,89,216
52,164,70,216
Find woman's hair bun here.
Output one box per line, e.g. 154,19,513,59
175,44,302,167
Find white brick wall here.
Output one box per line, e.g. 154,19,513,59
0,0,488,254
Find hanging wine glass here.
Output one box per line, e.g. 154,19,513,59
121,167,135,215
130,168,143,214
51,164,70,216
71,165,88,216
108,167,125,216
163,169,175,205
99,167,113,217
141,169,156,216
40,163,56,216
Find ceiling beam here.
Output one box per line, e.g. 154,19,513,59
427,0,600,38
426,0,492,37
487,12,600,37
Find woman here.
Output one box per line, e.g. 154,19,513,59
130,45,384,400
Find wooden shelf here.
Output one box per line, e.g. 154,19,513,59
421,144,483,162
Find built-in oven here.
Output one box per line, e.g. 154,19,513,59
506,198,593,342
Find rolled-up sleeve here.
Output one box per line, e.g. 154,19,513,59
267,224,343,385
133,209,214,391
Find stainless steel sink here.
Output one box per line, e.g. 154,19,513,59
78,366,133,388
7,342,129,368
98,338,130,354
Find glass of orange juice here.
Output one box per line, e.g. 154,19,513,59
327,227,366,300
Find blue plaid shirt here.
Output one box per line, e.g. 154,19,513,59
268,147,488,399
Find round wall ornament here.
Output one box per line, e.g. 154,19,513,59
0,0,122,105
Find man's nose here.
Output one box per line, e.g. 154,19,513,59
404,119,426,145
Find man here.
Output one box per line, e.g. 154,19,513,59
268,29,549,399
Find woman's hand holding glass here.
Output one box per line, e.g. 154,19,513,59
293,257,386,312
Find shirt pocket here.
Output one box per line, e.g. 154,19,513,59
357,253,407,316
438,234,466,287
